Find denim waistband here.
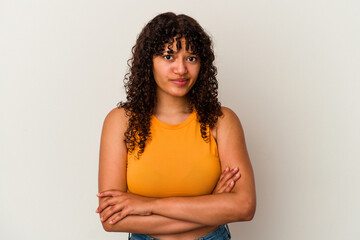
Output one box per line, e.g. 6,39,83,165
128,224,231,240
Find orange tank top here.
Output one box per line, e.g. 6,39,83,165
127,111,221,197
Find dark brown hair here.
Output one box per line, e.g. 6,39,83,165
118,12,222,155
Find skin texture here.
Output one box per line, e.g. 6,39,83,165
97,38,256,239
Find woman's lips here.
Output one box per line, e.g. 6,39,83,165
171,78,188,86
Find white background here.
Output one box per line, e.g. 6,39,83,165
1,0,359,239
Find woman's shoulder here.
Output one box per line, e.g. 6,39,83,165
102,107,129,136
219,106,238,119
105,107,128,119
212,106,243,140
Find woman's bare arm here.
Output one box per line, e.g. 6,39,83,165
98,107,256,227
98,108,239,233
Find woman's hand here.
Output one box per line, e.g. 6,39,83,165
212,167,241,194
96,190,155,224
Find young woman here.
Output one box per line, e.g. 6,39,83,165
97,12,256,240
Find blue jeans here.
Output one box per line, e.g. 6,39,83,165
128,224,231,240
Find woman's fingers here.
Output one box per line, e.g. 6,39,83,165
221,168,239,184
218,168,239,190
223,172,241,192
108,208,131,224
224,172,241,192
225,181,235,192
96,191,135,223
96,196,119,213
213,167,241,194
219,167,229,181
107,212,122,225
96,199,110,213
97,190,122,198
100,204,124,222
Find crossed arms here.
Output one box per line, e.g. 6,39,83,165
97,107,256,234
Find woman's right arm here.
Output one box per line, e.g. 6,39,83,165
98,108,205,234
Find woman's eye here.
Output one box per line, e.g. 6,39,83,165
188,56,197,62
163,55,173,60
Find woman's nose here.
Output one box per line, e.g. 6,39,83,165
173,59,188,75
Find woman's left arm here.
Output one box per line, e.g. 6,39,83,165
98,107,256,226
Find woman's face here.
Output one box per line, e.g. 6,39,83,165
152,38,200,99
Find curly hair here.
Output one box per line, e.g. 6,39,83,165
118,12,222,156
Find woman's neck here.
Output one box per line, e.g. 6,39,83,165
154,94,192,115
